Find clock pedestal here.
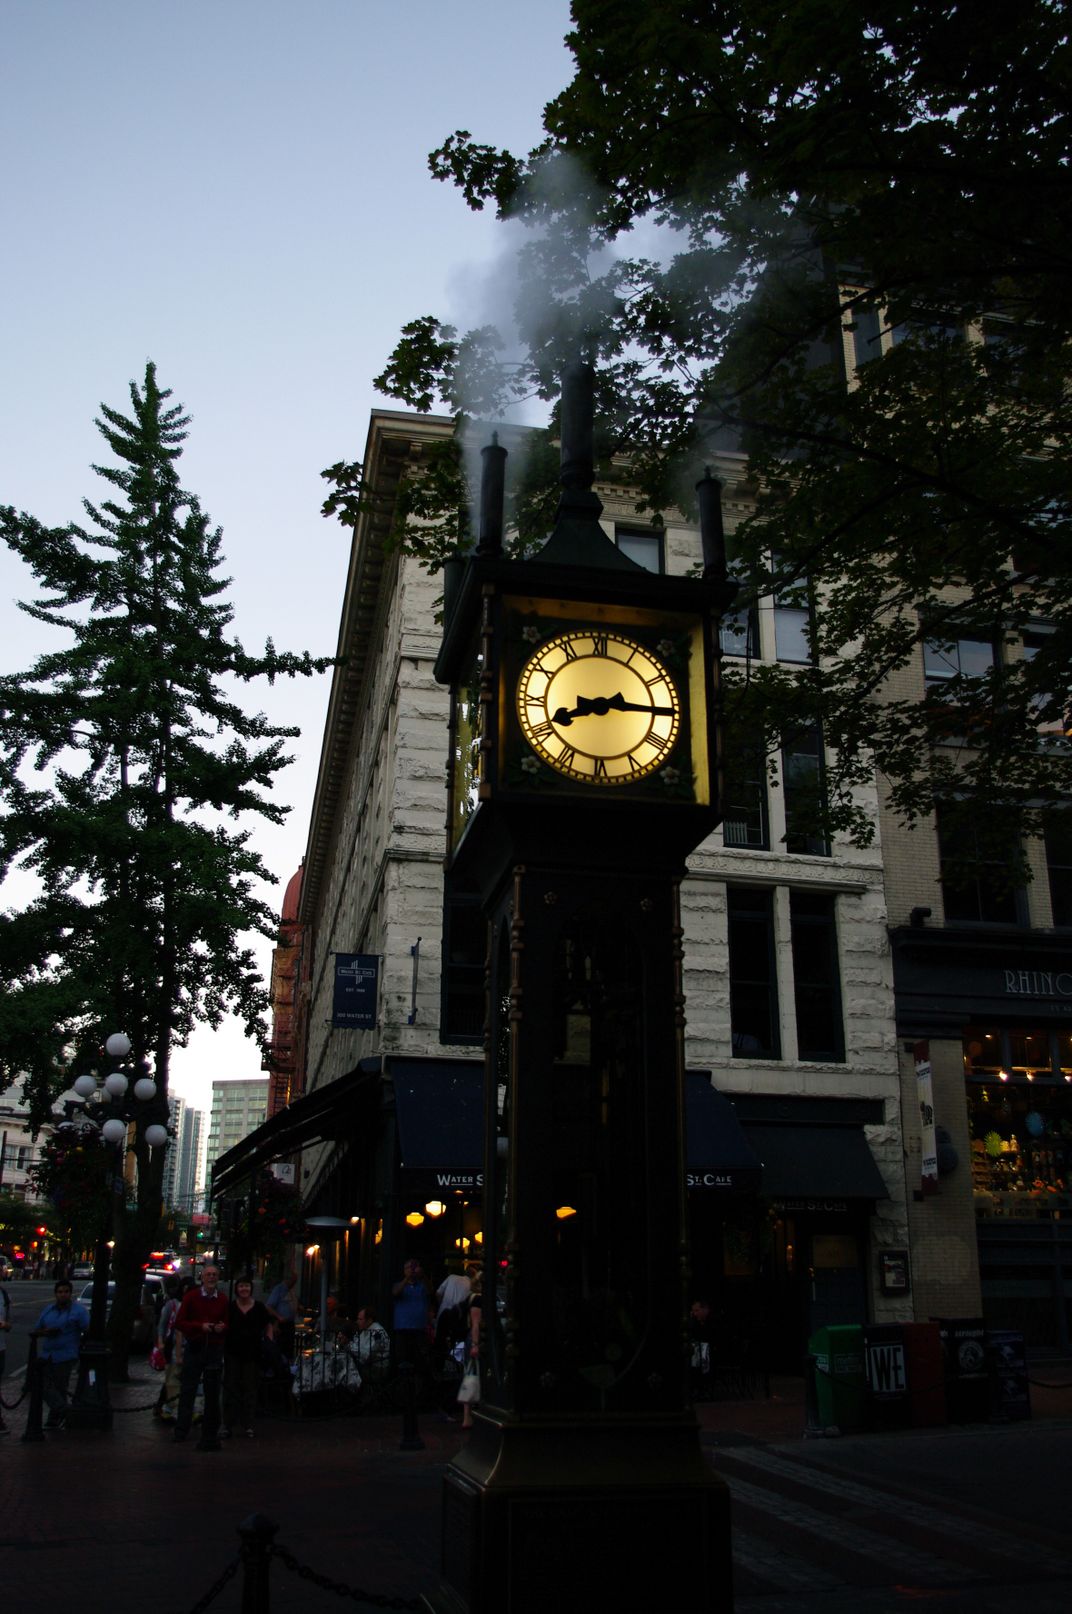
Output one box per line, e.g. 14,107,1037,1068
427,365,735,1614
426,844,732,1614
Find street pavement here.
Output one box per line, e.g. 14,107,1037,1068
1,1353,1071,1613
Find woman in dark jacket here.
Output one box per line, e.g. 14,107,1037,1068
223,1276,273,1437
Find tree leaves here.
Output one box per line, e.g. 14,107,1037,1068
352,0,1071,854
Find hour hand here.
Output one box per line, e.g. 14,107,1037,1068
551,691,674,726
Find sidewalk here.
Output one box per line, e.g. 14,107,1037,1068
2,1367,1071,1614
695,1362,1072,1443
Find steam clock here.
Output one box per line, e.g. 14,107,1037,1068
430,365,736,1613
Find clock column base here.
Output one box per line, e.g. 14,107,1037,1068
421,1412,733,1614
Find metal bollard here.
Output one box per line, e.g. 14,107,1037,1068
238,1513,278,1614
21,1337,45,1444
397,1360,425,1451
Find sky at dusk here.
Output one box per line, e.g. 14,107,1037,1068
1,0,574,1114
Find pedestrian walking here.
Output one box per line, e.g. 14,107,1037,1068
265,1269,299,1360
29,1278,89,1429
223,1275,273,1437
458,1273,482,1431
152,1277,182,1420
172,1264,228,1450
391,1258,432,1377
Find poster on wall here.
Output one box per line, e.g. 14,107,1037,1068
333,953,379,1028
915,1039,939,1193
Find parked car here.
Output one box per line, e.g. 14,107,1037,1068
71,1260,95,1280
76,1274,162,1349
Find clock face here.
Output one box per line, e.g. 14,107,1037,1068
516,629,681,785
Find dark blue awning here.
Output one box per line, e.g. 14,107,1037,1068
685,1074,763,1192
742,1122,888,1201
391,1058,484,1173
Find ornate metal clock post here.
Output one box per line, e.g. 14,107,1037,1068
430,365,736,1614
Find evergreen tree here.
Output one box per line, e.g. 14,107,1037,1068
0,362,329,1371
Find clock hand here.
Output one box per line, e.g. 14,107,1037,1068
550,691,676,726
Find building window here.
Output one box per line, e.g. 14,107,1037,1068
722,732,769,849
728,887,780,1058
1044,813,1072,926
964,1030,1072,1219
923,636,996,685
782,725,830,856
615,527,663,573
773,563,812,663
849,301,884,369
441,887,486,1043
790,892,845,1062
719,600,759,659
1022,627,1069,735
937,805,1020,924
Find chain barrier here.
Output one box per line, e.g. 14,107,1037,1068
182,1555,240,1614
272,1542,424,1611
0,1383,28,1411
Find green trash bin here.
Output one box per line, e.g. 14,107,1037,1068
808,1324,865,1432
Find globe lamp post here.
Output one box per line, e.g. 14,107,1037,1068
59,1032,170,1430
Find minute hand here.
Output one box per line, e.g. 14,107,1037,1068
551,691,676,727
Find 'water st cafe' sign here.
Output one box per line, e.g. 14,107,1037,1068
332,953,379,1029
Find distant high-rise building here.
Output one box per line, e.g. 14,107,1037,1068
162,1096,184,1206
206,1079,268,1183
175,1103,204,1211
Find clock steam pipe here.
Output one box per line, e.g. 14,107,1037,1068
696,467,728,585
559,359,595,492
477,432,507,557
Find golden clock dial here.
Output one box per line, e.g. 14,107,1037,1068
516,629,681,785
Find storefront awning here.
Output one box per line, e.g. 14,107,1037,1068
742,1123,888,1202
392,1059,483,1174
685,1074,762,1191
210,1062,377,1197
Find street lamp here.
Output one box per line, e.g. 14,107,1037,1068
56,1031,171,1430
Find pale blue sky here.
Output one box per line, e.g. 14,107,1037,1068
0,0,574,1110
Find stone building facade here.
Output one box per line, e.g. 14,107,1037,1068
254,406,909,1372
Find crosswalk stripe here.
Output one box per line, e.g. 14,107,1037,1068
727,1474,981,1585
719,1447,1072,1578
732,1528,843,1593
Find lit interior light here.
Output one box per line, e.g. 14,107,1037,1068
474,1230,484,1244
998,1070,1009,1082
555,1206,578,1220
455,1235,470,1250
424,1200,446,1218
305,1244,319,1256
405,1211,425,1227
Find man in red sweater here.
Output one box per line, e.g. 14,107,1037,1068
173,1263,229,1450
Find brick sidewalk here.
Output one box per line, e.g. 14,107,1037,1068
3,1368,1070,1614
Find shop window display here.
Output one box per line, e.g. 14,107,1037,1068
965,1026,1072,1217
